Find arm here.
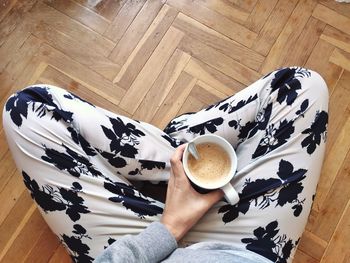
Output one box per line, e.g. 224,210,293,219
94,144,223,262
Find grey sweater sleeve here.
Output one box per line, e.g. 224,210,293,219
94,222,178,263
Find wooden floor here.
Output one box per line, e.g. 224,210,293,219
0,0,350,262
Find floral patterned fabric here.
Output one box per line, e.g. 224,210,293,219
3,67,328,263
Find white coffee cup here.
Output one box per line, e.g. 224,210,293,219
182,134,240,205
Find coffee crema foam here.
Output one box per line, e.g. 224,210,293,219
187,142,231,186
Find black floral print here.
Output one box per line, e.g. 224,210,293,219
42,144,103,179
295,99,309,117
238,103,273,142
241,220,299,263
218,94,258,114
252,119,295,159
62,224,93,263
5,86,73,127
270,67,310,105
161,134,183,147
164,118,189,134
64,92,94,107
189,117,224,135
22,171,90,221
102,117,145,158
218,160,307,222
67,127,96,156
104,181,163,218
301,110,328,154
128,160,166,176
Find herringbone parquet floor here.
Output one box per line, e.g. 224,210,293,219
0,0,350,262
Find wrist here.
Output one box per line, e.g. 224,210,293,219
160,218,185,242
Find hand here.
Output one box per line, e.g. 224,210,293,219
161,144,224,242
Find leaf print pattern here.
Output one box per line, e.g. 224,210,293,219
301,110,328,154
63,92,94,107
219,94,258,113
241,220,299,263
218,160,307,223
104,181,163,218
252,119,295,159
61,224,93,263
42,144,103,179
101,117,145,158
270,67,310,105
163,118,189,134
237,103,273,141
67,127,96,156
22,171,90,222
5,86,74,127
189,117,224,135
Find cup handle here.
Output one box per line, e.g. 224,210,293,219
221,183,240,205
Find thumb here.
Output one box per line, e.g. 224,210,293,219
203,189,224,206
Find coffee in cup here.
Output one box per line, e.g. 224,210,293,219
187,143,231,187
183,134,240,205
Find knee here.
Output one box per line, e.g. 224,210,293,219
304,68,329,105
3,85,60,129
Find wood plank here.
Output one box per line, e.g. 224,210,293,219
293,249,319,263
227,0,257,12
190,82,225,106
245,0,278,33
30,2,115,56
114,4,178,89
177,95,205,116
178,35,261,86
252,0,298,56
312,147,350,241
133,49,191,122
38,65,131,117
313,115,350,212
0,191,33,254
184,58,244,96
167,0,257,48
0,21,31,72
172,13,264,71
44,0,109,34
321,25,350,54
103,0,147,42
23,226,60,263
119,27,184,114
321,200,350,262
312,4,350,35
329,48,350,72
40,44,125,105
0,208,47,262
284,17,326,67
48,244,71,263
0,151,16,193
298,230,328,261
305,39,343,95
0,0,18,24
108,0,164,65
0,170,25,226
260,0,318,74
32,21,120,80
74,0,128,21
196,0,249,24
4,35,42,83
0,0,37,46
320,0,350,19
151,71,196,129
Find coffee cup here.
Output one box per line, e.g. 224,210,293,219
182,134,239,205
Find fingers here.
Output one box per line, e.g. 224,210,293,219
204,189,224,205
170,144,187,179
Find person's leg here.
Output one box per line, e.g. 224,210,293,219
2,85,180,261
168,67,328,263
